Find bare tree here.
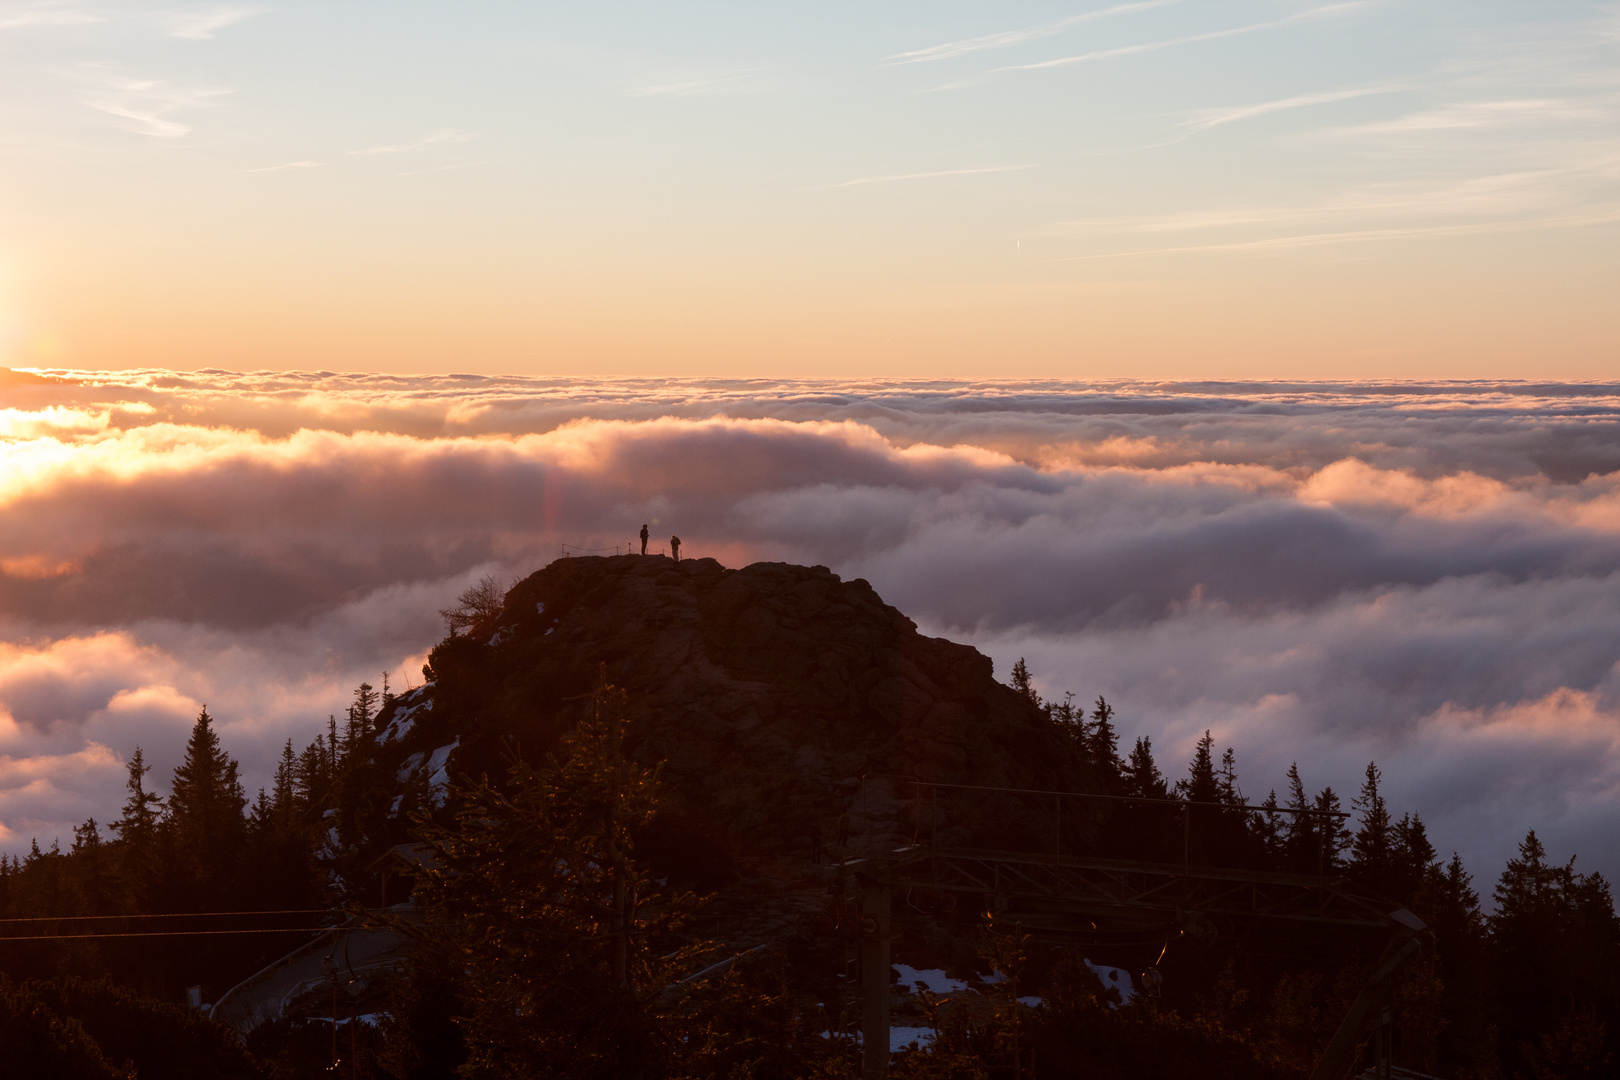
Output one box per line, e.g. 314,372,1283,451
439,573,505,635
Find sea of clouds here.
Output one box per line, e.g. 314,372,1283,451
1,370,1616,889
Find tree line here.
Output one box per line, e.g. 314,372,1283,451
1009,657,1618,1079
0,657,1612,1078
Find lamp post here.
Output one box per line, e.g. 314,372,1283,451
319,954,339,1069
348,977,365,1080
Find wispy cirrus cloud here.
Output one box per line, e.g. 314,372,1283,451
883,0,1181,66
0,2,100,32
831,164,1036,188
934,0,1384,90
164,5,264,40
1182,82,1408,132
246,160,320,173
76,64,230,138
1048,209,1620,259
1334,96,1617,135
628,68,762,97
0,2,263,38
347,129,478,157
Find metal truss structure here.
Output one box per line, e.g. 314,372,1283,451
848,844,1401,933
834,837,1428,1080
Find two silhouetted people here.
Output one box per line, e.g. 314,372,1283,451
639,524,649,555
670,535,681,562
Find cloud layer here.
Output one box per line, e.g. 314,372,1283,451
0,370,1616,885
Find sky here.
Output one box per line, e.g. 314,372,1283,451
0,1,1616,378
0,371,1617,892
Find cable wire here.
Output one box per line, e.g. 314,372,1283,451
0,908,332,924
0,927,338,941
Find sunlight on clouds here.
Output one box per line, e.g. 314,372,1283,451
0,375,1614,874
1300,459,1513,517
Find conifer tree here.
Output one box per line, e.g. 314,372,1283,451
1279,762,1315,872
411,671,709,1078
110,747,164,904
1177,730,1220,803
1350,761,1392,892
1122,736,1168,799
166,708,248,906
1390,812,1437,901
1312,787,1350,871
1047,692,1083,751
1255,790,1282,859
1087,697,1123,791
271,740,299,835
110,748,163,844
1217,747,1243,806
1009,658,1041,708
346,682,379,749
295,732,333,813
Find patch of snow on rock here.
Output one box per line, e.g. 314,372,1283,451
894,966,970,995
427,738,460,802
1085,959,1136,1006
381,700,429,743
397,752,424,782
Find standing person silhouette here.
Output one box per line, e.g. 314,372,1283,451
670,535,681,562
639,523,649,555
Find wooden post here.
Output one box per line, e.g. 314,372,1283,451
861,886,892,1079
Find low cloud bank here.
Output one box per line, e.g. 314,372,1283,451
0,371,1615,884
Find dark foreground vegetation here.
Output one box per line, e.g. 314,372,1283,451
0,615,1613,1077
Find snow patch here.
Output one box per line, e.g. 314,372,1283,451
379,693,431,743
894,966,969,996
824,1029,937,1053
427,738,459,802
1085,960,1136,1006
397,752,424,782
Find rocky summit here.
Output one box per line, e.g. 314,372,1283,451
375,554,1092,886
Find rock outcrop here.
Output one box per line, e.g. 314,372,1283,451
382,555,1093,882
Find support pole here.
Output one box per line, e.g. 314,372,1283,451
1307,933,1423,1080
861,886,892,1080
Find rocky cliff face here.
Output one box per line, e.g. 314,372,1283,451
381,555,1092,884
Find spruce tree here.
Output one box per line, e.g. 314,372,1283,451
1009,658,1040,708
1122,736,1168,799
1217,747,1243,806
1087,697,1123,791
411,671,710,1078
166,708,248,907
110,748,163,844
110,747,164,905
1390,812,1437,902
271,740,299,836
1279,763,1315,872
1177,730,1220,803
1311,787,1350,872
346,682,379,749
1350,761,1393,894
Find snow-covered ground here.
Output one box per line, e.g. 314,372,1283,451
893,965,969,995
